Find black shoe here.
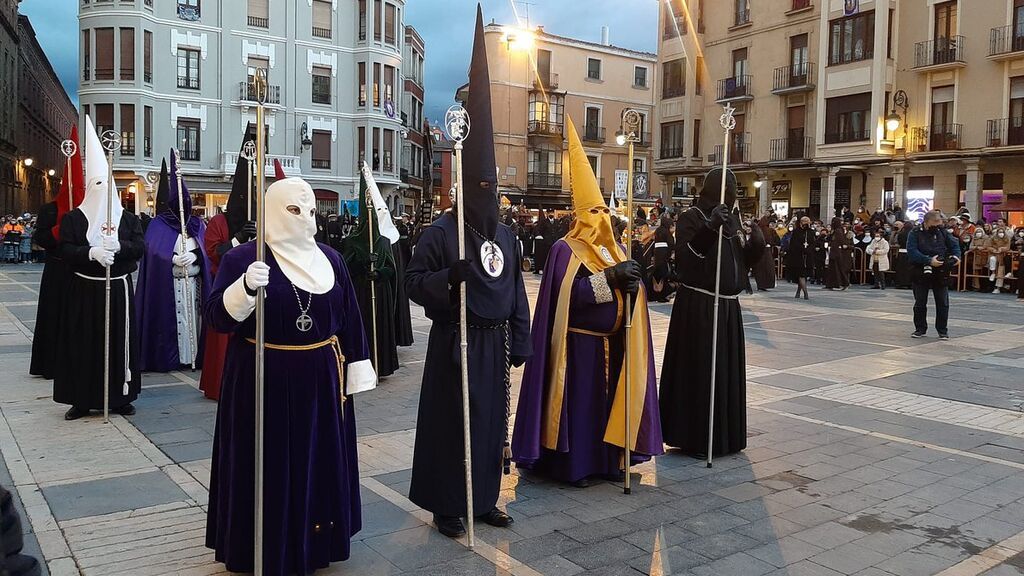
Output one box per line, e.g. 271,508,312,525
938,333,949,340
911,331,926,339
477,508,514,528
114,404,136,416
64,406,89,420
570,477,591,488
433,515,466,538
872,285,881,289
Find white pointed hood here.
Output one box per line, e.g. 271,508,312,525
78,116,123,246
265,177,334,294
360,162,400,245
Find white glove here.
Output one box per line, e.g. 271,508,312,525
89,247,115,267
172,252,198,268
101,234,120,253
244,261,271,291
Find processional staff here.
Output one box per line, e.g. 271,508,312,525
619,108,643,495
251,67,269,576
361,161,380,372
60,139,77,212
172,148,197,370
444,103,476,548
99,129,122,424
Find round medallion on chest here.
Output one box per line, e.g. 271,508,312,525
480,241,504,278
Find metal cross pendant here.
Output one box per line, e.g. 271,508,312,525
296,314,313,332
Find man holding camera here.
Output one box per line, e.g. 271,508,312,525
906,210,961,340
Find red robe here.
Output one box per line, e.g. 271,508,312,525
199,213,231,399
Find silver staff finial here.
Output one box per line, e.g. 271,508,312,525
254,68,269,105
241,140,257,161
720,103,737,132
100,130,122,152
61,139,77,158
623,109,642,135
444,104,471,143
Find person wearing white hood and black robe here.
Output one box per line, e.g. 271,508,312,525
405,5,532,538
205,177,375,574
54,117,145,420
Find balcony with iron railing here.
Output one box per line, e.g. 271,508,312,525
989,25,1024,59
986,117,1024,147
311,158,331,170
527,120,563,138
583,125,606,143
772,63,815,94
660,145,685,160
769,136,814,162
909,124,962,152
312,26,332,39
178,148,200,161
532,73,559,91
713,133,751,164
178,76,200,90
914,36,966,70
788,0,812,13
733,7,751,27
238,81,282,104
662,16,687,39
247,15,269,28
716,74,753,102
527,172,562,190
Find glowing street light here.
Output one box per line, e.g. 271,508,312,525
23,158,33,167
47,169,56,176
503,28,535,52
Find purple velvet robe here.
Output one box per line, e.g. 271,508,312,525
512,240,663,483
135,214,211,372
204,243,369,575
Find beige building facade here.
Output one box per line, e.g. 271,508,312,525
655,0,1024,226
468,23,659,210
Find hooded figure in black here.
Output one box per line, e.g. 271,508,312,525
659,167,764,457
405,4,532,539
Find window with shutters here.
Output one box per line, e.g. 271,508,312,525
383,129,394,171
358,0,367,41
177,48,200,89
312,66,331,104
95,28,114,80
312,0,332,38
120,104,135,156
372,127,380,170
824,93,871,143
660,121,684,159
633,66,647,88
143,31,152,82
587,57,601,80
311,130,331,169
177,119,201,161
248,0,269,28
119,28,134,81
829,11,875,65
374,0,382,42
95,103,114,135
144,106,152,157
82,30,91,80
358,62,367,106
662,58,685,98
385,3,396,45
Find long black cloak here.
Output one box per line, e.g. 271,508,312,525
29,202,68,378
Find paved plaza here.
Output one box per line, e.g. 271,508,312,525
1,263,1023,576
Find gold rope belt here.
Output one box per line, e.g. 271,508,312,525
568,326,616,337
245,336,347,404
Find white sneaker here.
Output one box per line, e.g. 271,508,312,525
989,273,996,282
993,289,1000,294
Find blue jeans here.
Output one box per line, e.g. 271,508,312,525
912,273,949,335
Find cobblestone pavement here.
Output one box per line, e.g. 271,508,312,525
2,262,1024,576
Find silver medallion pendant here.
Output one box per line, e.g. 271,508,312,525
480,241,505,278
296,313,314,332
600,246,614,264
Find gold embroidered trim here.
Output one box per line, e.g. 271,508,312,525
589,272,614,304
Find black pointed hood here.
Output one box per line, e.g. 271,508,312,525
154,159,169,216
700,167,737,209
461,4,499,238
225,132,253,237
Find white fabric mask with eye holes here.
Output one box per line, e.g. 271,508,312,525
265,178,334,294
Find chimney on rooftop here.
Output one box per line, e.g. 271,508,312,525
601,26,610,45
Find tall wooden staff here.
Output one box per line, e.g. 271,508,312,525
362,162,379,371
706,103,737,469
241,140,257,220
444,103,475,547
619,109,642,494
251,68,269,576
60,139,77,211
172,148,197,369
99,130,122,424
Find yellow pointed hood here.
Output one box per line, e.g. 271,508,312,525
564,116,625,272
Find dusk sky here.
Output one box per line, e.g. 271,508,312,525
25,0,659,120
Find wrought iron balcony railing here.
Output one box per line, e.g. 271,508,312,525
914,36,965,68
986,117,1024,147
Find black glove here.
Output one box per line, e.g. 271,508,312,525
366,270,380,281
709,204,731,230
234,221,257,244
604,260,642,295
448,259,472,287
510,354,529,368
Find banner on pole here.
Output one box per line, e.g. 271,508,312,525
614,170,628,199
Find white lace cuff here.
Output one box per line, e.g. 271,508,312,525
589,272,614,304
346,359,377,394
223,276,256,322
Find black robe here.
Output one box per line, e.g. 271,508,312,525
30,202,69,378
659,202,763,457
826,232,853,289
645,226,676,301
754,224,778,290
53,209,145,410
893,227,913,288
533,218,555,273
343,235,399,378
405,213,531,516
392,241,414,347
784,227,816,282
